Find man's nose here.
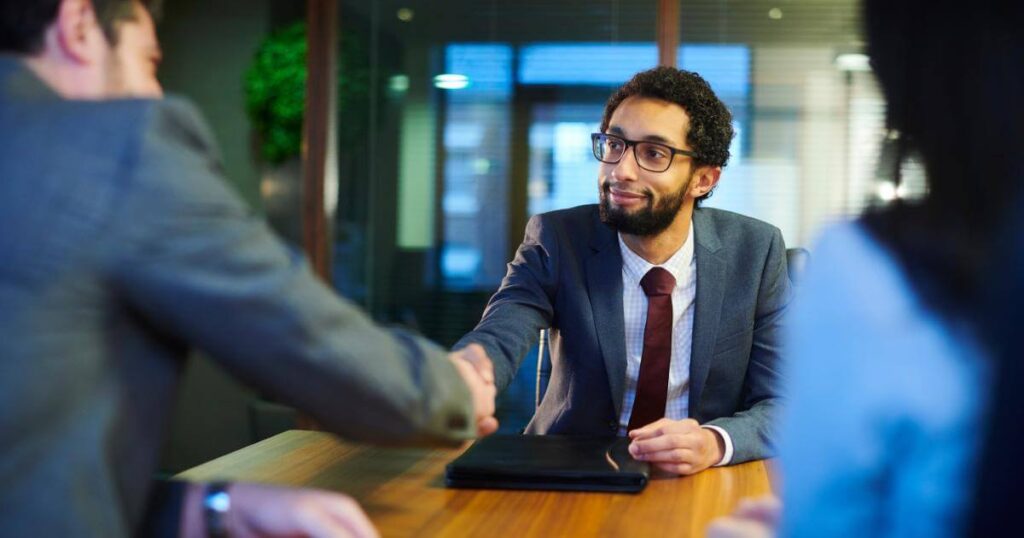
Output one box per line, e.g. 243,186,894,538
612,145,641,181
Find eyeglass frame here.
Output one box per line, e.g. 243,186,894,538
590,132,700,173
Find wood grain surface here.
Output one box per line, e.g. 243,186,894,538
178,430,774,537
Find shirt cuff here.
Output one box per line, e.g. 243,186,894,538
702,425,734,466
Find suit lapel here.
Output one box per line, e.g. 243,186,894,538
689,209,726,416
586,218,627,419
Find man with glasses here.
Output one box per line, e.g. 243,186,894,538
456,66,790,475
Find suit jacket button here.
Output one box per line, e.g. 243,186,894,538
608,421,618,431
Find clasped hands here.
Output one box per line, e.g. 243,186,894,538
628,418,726,475
448,343,499,436
180,345,501,538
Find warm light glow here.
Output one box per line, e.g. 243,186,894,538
768,7,783,20
433,74,470,90
397,8,414,22
260,178,281,198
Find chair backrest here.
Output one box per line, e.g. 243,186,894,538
786,247,810,285
535,329,551,409
534,247,810,409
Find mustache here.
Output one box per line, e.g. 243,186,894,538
601,182,653,198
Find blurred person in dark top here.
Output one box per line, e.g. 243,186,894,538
709,1,1024,537
0,0,497,536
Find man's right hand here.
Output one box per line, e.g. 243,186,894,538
448,344,499,436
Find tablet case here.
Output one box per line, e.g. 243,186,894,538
445,434,650,493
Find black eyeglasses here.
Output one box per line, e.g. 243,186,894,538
591,133,699,173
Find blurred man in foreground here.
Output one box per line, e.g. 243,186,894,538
0,1,496,536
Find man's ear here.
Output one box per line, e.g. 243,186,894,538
53,0,107,65
688,165,722,199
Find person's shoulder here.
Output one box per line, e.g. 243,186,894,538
801,220,916,323
810,221,889,276
132,95,225,172
123,96,241,215
534,204,599,225
791,222,985,431
51,97,152,123
0,94,160,206
0,60,152,142
2,93,152,148
42,95,217,154
15,95,214,164
142,96,219,151
531,204,604,237
523,204,606,250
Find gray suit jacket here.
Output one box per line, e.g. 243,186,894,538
455,204,790,464
0,58,474,537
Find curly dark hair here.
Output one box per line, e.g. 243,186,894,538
601,66,734,204
0,0,161,54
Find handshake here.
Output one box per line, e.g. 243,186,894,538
447,343,500,437
180,344,501,538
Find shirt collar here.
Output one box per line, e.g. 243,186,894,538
618,222,695,286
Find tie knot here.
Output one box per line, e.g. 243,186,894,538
640,267,675,297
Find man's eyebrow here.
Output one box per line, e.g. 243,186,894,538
639,134,674,145
606,125,677,145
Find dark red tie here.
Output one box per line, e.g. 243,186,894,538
627,267,675,432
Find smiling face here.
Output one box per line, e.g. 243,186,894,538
598,96,697,237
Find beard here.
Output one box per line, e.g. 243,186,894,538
102,52,128,97
598,176,690,236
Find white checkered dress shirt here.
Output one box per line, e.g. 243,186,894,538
616,224,734,465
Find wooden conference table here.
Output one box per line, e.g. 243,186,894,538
178,430,775,537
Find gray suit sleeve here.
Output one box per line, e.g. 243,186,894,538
453,214,559,392
106,98,475,446
706,227,791,463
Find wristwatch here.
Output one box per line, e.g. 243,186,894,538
203,482,231,538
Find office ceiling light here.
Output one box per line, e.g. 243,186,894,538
835,53,871,72
433,74,470,90
397,8,414,22
768,7,783,20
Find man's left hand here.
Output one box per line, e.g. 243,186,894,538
627,418,725,475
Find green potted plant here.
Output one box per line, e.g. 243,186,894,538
244,21,369,243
